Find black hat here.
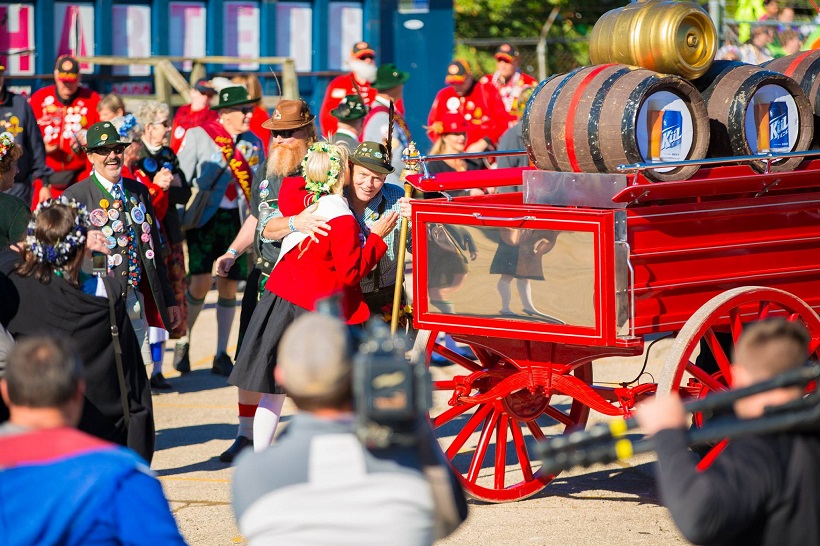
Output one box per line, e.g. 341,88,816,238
331,95,368,122
85,121,130,149
216,86,261,110
494,43,520,63
351,41,375,60
445,60,471,85
372,64,410,91
55,55,80,82
193,78,216,95
350,141,394,174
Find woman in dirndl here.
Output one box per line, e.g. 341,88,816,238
229,142,398,450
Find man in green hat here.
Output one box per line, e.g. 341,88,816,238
328,94,367,151
346,140,412,318
361,64,411,184
176,85,266,377
63,121,181,379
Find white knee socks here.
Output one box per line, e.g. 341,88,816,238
253,393,287,452
498,275,513,312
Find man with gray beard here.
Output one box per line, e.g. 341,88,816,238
214,99,330,462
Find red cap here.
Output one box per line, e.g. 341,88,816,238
434,112,470,135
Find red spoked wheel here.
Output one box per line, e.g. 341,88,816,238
422,330,600,502
658,287,820,466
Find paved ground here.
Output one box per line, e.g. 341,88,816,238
150,287,687,545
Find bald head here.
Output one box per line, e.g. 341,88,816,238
276,313,353,411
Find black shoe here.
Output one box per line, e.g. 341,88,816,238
219,435,253,463
150,373,173,390
173,342,191,374
212,352,234,376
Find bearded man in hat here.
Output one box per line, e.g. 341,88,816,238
490,43,537,115
29,55,101,207
212,99,332,463
426,59,512,152
169,79,218,152
0,64,52,207
63,121,182,378
327,94,367,150
361,64,411,184
319,42,379,136
175,86,265,378
231,312,467,544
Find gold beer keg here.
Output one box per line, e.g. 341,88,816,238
589,0,717,80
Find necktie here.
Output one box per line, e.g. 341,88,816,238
111,184,142,289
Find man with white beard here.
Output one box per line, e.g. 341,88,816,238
213,99,330,463
319,42,379,136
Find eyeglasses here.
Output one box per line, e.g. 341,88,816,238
272,129,297,139
149,119,171,128
228,106,254,115
90,144,127,156
359,55,375,61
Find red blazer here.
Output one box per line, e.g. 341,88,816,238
265,177,386,324
427,77,513,147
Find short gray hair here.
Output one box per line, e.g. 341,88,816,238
136,100,171,128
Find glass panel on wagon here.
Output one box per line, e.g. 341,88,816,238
425,223,596,327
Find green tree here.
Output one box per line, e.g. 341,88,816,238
454,0,628,77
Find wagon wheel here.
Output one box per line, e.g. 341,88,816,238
657,286,820,465
419,329,593,502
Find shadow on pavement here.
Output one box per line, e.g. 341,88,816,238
157,369,233,395
156,422,236,451
156,458,233,476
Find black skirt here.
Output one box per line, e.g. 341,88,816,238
228,290,308,394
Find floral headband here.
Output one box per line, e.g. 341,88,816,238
0,132,15,160
302,142,342,203
25,196,90,267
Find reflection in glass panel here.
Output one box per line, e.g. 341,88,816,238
425,223,596,327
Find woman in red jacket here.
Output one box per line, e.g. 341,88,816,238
229,141,398,451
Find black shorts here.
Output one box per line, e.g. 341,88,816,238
186,208,247,280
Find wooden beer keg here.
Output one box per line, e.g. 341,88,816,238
764,51,820,148
589,0,717,79
522,64,710,182
692,60,814,172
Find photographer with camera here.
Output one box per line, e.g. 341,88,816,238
636,318,820,545
232,312,467,545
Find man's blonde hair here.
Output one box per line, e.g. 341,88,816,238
734,319,810,380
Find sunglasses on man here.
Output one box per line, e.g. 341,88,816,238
228,106,255,115
89,144,127,156
272,129,300,139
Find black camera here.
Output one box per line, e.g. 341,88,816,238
315,294,432,449
353,320,432,448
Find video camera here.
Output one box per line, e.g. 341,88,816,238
316,296,432,449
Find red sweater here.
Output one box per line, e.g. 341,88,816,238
29,85,100,178
265,177,386,324
427,77,513,147
169,104,218,152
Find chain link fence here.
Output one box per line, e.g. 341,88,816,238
455,37,589,81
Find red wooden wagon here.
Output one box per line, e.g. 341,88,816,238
404,154,820,502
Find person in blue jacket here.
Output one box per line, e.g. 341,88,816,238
0,336,187,546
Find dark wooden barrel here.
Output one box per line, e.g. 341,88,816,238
522,63,710,181
764,51,820,148
692,60,814,172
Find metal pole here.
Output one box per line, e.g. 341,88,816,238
391,143,421,334
537,7,560,81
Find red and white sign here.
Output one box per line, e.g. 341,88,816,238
169,2,207,72
112,5,152,76
224,2,260,71
111,82,153,96
54,3,95,71
0,4,36,75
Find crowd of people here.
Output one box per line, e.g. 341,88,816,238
720,0,810,63
1,42,818,545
